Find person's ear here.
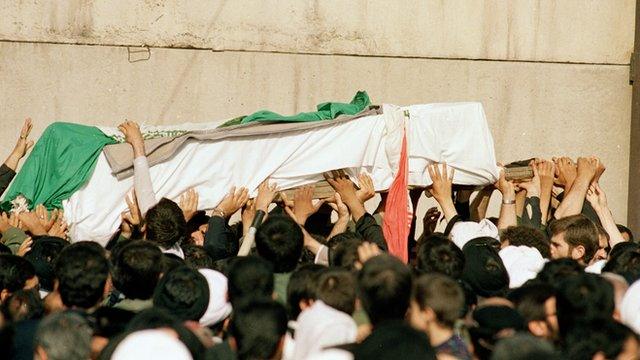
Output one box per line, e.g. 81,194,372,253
592,351,606,360
528,320,548,338
424,307,437,323
571,245,585,261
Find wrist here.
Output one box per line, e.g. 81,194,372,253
212,208,226,219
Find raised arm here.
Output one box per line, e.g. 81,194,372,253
427,163,458,222
586,183,626,249
118,121,157,216
554,157,598,219
1,118,34,195
496,168,518,229
536,159,555,225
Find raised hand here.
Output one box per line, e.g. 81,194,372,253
422,206,441,236
5,118,34,171
576,157,599,183
586,182,608,210
427,163,454,203
118,120,145,158
35,204,58,232
241,199,257,236
254,181,278,213
179,188,199,222
48,216,68,239
18,211,48,236
328,193,350,221
356,172,375,203
355,242,382,269
216,186,250,218
324,171,365,221
554,157,577,190
121,190,142,239
292,186,325,225
518,160,541,197
17,237,33,257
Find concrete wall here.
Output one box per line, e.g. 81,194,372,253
0,1,635,226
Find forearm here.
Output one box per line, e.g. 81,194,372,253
539,181,553,225
204,216,239,260
436,197,458,223
3,151,22,172
554,176,590,219
594,206,626,249
515,190,527,218
355,213,388,251
133,156,157,216
498,191,517,230
520,196,542,229
328,217,349,239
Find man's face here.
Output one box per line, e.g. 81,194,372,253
550,232,571,259
590,234,609,264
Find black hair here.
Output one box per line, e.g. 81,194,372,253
145,198,187,249
507,283,556,323
181,243,214,269
227,256,274,308
0,243,11,254
534,258,584,289
161,253,185,272
602,243,640,283
564,319,638,360
500,226,551,258
23,236,67,292
412,273,465,328
492,333,561,360
415,234,465,279
286,264,326,319
54,242,110,309
327,232,364,270
112,240,163,300
0,254,36,296
153,266,210,322
555,273,614,340
616,224,634,243
185,210,210,236
230,300,288,360
316,268,357,315
255,215,304,273
357,254,412,326
2,288,44,322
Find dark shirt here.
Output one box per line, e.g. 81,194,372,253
206,340,237,360
204,216,238,261
0,163,16,197
435,334,472,360
355,213,388,251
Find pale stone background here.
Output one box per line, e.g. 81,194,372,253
0,1,635,234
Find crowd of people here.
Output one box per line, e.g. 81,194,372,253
0,118,639,360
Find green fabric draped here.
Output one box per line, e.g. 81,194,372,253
219,91,371,127
1,122,116,210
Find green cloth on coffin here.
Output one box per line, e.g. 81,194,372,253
1,122,117,211
239,90,371,125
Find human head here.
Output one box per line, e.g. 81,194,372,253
357,254,412,326
286,264,325,319
113,240,163,300
153,266,210,322
591,225,610,264
507,283,558,341
0,254,37,303
182,243,214,269
328,232,365,270
469,305,526,360
54,242,110,309
534,258,583,288
255,215,303,273
227,256,274,308
602,244,640,283
23,236,68,293
617,224,635,243
491,333,560,360
555,273,614,339
111,329,192,360
549,215,599,264
500,226,550,259
461,237,509,298
229,300,288,360
316,268,356,315
34,312,92,360
198,269,232,328
410,273,464,333
145,198,187,249
3,288,44,322
415,234,465,279
564,319,639,360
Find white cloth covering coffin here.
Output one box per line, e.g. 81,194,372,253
64,102,500,244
